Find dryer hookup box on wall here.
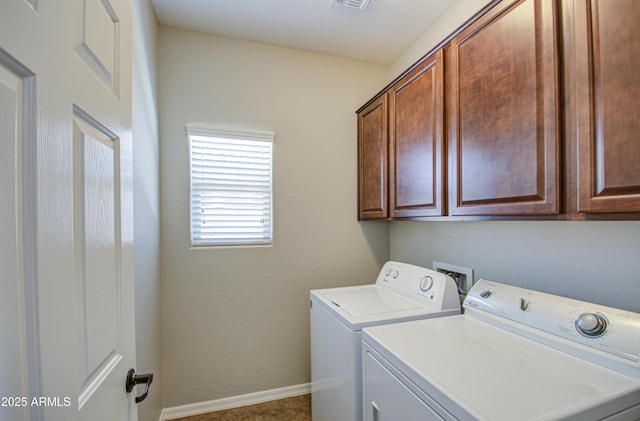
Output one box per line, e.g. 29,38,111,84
433,261,474,294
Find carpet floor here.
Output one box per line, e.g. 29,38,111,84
172,394,312,421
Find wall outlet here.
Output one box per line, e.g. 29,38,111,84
433,261,474,294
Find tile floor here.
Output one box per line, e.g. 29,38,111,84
173,394,312,421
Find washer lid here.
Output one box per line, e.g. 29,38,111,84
324,288,420,318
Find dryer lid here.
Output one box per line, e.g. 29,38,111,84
324,288,421,318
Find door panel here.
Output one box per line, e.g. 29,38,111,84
0,0,135,419
74,0,120,92
73,110,124,412
0,55,32,421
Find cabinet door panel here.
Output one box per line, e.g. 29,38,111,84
390,51,445,217
448,0,560,215
575,0,640,212
358,95,388,219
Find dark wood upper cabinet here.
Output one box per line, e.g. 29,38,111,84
389,50,445,217
356,0,640,220
447,0,561,216
358,95,388,220
570,0,640,213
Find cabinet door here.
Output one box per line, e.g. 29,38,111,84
358,95,388,220
447,0,560,216
573,0,640,212
389,51,445,217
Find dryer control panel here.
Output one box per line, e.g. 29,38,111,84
464,279,640,366
376,261,459,312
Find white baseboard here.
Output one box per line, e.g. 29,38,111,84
160,383,311,421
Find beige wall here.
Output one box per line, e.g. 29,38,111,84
158,27,389,407
390,221,640,312
132,0,162,420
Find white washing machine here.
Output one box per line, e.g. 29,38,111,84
362,279,640,421
310,261,461,421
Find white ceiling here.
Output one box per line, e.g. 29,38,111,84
149,0,459,64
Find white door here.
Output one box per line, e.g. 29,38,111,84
0,0,138,420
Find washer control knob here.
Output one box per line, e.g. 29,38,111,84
575,313,607,337
419,275,434,292
393,270,400,279
480,290,492,298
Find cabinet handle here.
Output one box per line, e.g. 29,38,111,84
372,400,381,421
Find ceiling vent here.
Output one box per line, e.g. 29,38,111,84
330,0,373,12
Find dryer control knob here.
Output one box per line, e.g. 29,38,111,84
419,275,434,292
575,313,607,337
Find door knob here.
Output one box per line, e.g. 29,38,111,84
125,368,154,403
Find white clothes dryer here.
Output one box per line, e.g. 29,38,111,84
362,279,640,421
310,261,460,421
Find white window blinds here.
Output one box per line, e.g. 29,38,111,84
188,126,273,247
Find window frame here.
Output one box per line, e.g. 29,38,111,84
187,125,274,248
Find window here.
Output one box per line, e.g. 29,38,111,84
188,125,273,247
